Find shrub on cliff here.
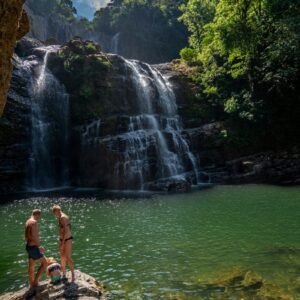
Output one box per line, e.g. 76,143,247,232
179,0,300,150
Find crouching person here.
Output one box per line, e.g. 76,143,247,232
47,257,61,284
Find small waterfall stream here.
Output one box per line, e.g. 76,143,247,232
110,32,120,54
29,46,70,190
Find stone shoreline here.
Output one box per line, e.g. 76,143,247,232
0,271,107,300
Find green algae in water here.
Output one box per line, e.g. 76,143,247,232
0,185,300,299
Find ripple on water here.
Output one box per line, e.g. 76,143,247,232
0,186,300,299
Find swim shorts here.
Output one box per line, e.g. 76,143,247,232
26,244,44,260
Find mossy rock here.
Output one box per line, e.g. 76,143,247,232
51,37,113,125
197,267,294,300
256,283,294,300
242,271,264,289
200,267,245,288
293,277,300,293
57,38,110,84
60,38,102,56
163,291,190,300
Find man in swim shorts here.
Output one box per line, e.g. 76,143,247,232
25,209,48,287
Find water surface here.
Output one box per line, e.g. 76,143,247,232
0,185,300,299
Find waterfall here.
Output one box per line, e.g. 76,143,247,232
111,58,200,189
110,32,120,54
29,46,70,190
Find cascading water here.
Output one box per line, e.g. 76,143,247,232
111,58,200,189
29,46,70,190
110,32,120,54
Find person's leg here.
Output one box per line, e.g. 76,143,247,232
60,243,66,276
65,241,75,281
28,259,35,287
33,256,47,285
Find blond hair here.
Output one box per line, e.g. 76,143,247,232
32,209,41,216
52,205,61,213
47,257,57,265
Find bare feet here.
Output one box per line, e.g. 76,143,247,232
61,274,68,283
27,284,37,297
32,281,39,287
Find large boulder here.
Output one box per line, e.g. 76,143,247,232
0,0,29,116
0,271,107,300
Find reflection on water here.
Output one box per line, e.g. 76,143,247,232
0,185,300,299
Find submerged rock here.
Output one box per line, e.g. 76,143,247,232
197,267,294,300
0,271,107,300
143,177,192,192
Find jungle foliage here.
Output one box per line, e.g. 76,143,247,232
179,0,300,149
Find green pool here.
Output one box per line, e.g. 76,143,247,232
0,185,300,299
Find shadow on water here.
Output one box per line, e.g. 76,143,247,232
0,183,214,204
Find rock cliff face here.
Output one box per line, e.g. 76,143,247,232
0,0,29,116
24,3,104,45
1,38,201,193
0,271,107,300
1,37,299,194
0,53,32,194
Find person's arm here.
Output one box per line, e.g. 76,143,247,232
24,223,31,243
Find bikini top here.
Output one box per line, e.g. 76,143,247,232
59,217,71,229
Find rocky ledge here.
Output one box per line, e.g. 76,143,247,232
0,271,107,300
182,122,300,185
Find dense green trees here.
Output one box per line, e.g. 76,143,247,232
56,0,77,19
179,0,300,149
92,0,188,62
27,0,188,62
27,0,77,20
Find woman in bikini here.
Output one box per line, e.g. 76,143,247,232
52,205,75,282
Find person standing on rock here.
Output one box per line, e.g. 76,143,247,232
52,205,75,282
25,209,48,287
